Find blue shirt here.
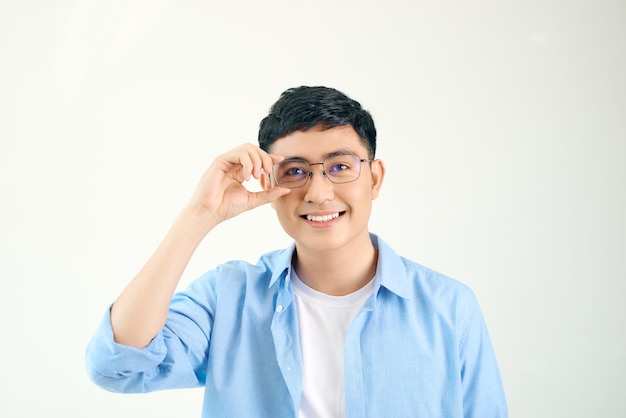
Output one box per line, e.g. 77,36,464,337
86,234,507,417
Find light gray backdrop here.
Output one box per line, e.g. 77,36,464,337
1,0,624,416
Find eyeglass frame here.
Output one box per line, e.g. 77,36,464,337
270,153,372,189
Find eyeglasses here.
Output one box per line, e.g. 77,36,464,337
272,153,371,189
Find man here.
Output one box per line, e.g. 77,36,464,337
86,86,507,417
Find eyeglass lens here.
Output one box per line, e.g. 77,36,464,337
273,154,363,188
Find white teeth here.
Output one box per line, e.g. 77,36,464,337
306,212,340,222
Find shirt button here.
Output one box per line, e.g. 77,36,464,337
276,305,283,313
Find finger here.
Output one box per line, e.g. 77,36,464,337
246,148,264,180
238,152,253,181
262,154,284,175
248,186,291,210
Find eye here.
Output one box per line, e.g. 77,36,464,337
277,160,309,179
328,162,350,173
283,166,306,177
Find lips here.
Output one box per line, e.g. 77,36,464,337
301,211,345,223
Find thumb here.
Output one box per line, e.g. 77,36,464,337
248,186,291,210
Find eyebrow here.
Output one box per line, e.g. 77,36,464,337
283,148,360,161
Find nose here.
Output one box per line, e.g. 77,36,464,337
303,164,334,203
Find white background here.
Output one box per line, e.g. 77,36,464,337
1,0,624,416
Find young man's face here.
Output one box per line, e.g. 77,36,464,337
263,125,385,255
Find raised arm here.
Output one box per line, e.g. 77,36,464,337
110,144,290,348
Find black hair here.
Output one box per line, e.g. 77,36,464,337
258,86,377,158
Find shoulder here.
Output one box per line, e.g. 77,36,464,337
401,257,476,300
375,234,476,303
185,245,294,292
170,246,293,313
400,259,479,322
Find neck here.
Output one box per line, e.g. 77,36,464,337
293,234,378,296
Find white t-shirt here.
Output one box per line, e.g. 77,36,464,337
291,270,375,418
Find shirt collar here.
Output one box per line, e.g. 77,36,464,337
264,234,411,300
371,234,412,300
267,241,296,288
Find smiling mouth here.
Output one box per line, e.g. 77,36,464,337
303,212,344,222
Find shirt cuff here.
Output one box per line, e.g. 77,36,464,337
85,306,167,379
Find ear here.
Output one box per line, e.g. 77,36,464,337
369,159,385,200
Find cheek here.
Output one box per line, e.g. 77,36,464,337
272,194,295,216
347,184,373,203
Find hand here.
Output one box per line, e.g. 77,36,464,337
189,143,290,225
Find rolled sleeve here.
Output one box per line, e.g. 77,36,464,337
85,307,170,392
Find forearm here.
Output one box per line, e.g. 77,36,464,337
108,144,287,348
110,204,218,348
